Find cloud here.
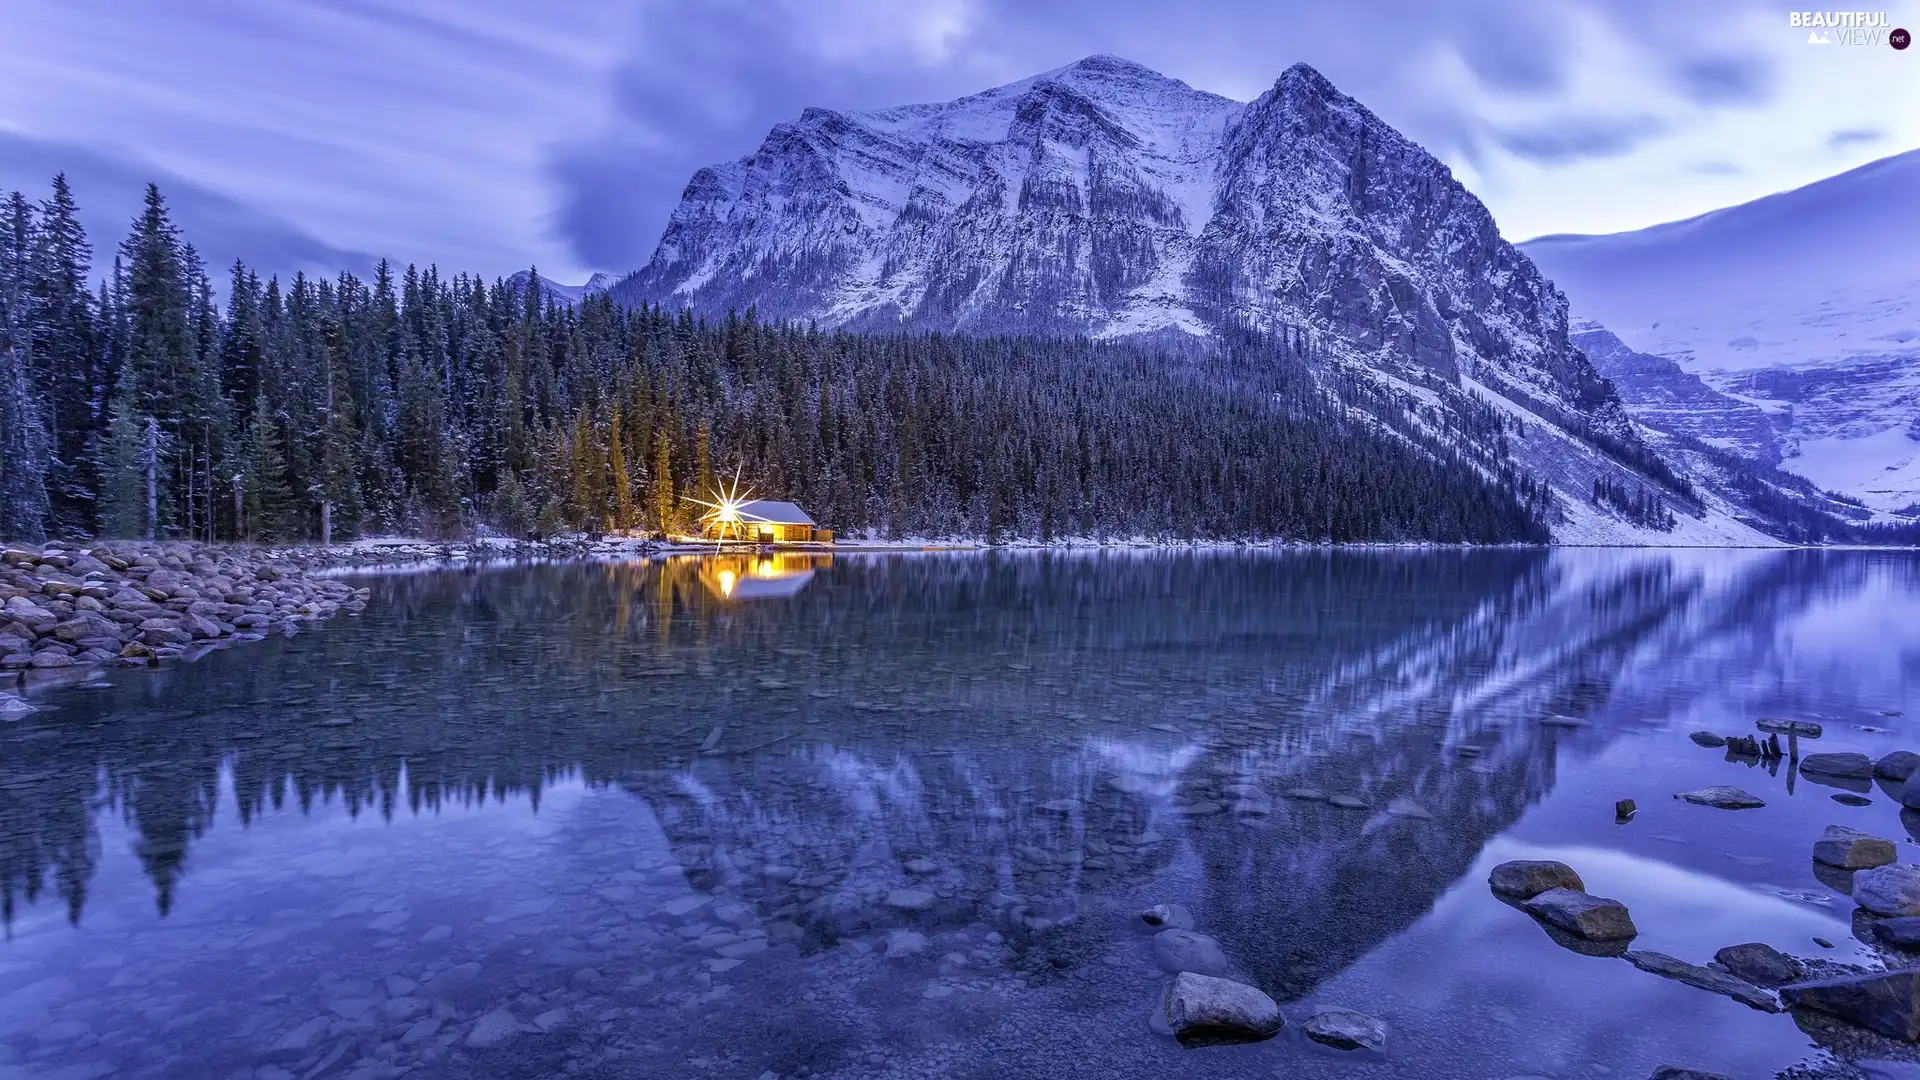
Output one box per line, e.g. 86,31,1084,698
1688,160,1742,175
1670,53,1776,107
1489,114,1671,163
0,129,373,283
1826,128,1885,148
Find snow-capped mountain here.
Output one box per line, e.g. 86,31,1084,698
1522,150,1920,512
603,56,1808,545
504,269,616,306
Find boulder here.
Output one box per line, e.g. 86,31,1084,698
1161,972,1283,1043
1758,718,1823,737
1780,969,1920,1041
1876,751,1920,782
1140,904,1194,931
1151,929,1231,977
1899,776,1920,811
1877,917,1920,949
1674,786,1765,809
1688,731,1726,748
1723,735,1762,756
1800,753,1873,780
1521,889,1638,941
1855,864,1920,916
1622,950,1780,1012
1813,825,1896,870
1303,1008,1387,1051
465,1008,527,1048
1712,942,1798,987
1488,860,1585,899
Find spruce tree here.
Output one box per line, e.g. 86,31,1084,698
651,426,675,536
28,175,99,536
93,390,151,538
608,409,634,532
0,190,50,539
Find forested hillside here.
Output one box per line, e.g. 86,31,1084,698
0,178,1553,545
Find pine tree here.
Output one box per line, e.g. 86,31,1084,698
28,175,99,536
93,390,151,538
651,426,675,536
608,408,634,532
239,397,296,542
0,190,50,539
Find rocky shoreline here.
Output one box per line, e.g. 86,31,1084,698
0,540,396,674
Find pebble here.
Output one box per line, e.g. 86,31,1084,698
1673,786,1765,810
1303,1008,1387,1051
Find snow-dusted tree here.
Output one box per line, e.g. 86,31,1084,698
0,191,51,540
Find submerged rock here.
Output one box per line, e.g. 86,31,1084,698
1521,889,1637,941
1152,929,1230,977
1875,750,1920,782
1688,731,1726,748
1713,942,1798,987
1813,825,1896,870
1833,793,1874,807
1856,865,1920,916
1724,735,1762,757
1758,718,1823,738
1489,860,1585,899
1141,904,1194,932
1674,786,1765,809
1303,1008,1387,1051
1161,972,1283,1043
1801,753,1873,780
1623,950,1781,1012
1781,969,1920,1041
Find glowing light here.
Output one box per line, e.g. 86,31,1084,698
685,467,758,547
716,570,737,596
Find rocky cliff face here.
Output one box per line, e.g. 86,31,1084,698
612,56,1627,443
1570,323,1781,465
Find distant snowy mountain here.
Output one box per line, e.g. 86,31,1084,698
600,56,1820,545
1523,150,1920,512
504,269,613,306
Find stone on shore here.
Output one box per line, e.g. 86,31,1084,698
1780,969,1920,1042
1622,951,1781,1012
1303,1008,1387,1051
1712,942,1798,987
1854,864,1920,916
1151,929,1230,977
1876,751,1920,782
1489,860,1585,899
1161,972,1283,1043
1800,753,1873,780
1521,889,1637,941
1674,786,1765,809
1813,825,1896,870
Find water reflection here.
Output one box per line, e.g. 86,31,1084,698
0,549,1916,1079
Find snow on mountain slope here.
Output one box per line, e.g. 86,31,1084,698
505,270,615,306
605,55,1809,545
1522,150,1920,511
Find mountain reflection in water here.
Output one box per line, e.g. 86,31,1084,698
1,549,1917,1080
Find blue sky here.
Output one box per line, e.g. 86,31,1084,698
2,0,1914,283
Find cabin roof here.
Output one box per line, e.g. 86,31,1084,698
735,500,816,526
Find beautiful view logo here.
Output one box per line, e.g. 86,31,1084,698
1791,10,1899,44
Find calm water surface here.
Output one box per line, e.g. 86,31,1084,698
4,550,1920,1080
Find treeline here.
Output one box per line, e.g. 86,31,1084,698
0,178,1550,545
1591,475,1675,532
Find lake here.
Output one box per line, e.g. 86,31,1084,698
3,549,1919,1080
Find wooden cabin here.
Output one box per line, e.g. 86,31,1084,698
701,499,821,543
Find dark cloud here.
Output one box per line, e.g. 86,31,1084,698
1489,114,1671,163
1671,53,1776,107
0,130,373,282
1827,128,1885,148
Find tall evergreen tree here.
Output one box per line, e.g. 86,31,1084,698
28,175,99,536
0,191,51,539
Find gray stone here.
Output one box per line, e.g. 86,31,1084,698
1876,751,1920,782
1899,775,1920,811
1488,860,1585,899
465,1008,526,1048
1141,903,1194,931
885,931,928,958
264,1017,331,1063
1521,889,1637,941
1688,731,1726,747
1161,971,1283,1042
1855,864,1920,916
1303,1008,1387,1051
399,1017,441,1045
1758,718,1823,737
1151,929,1231,977
1622,951,1780,1012
884,889,936,912
1781,969,1920,1041
1712,942,1798,987
1674,786,1765,809
1876,917,1920,949
1386,799,1433,820
1813,825,1896,869
1800,753,1873,780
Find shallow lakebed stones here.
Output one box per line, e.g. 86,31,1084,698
1876,751,1920,782
1674,786,1766,810
1854,864,1920,916
1622,951,1780,1012
1800,753,1874,781
1303,1008,1387,1052
1489,860,1585,899
1521,888,1638,941
1813,825,1896,870
1758,718,1824,738
1780,969,1920,1042
1713,942,1799,987
1152,929,1231,977
1141,904,1195,932
1161,972,1284,1043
